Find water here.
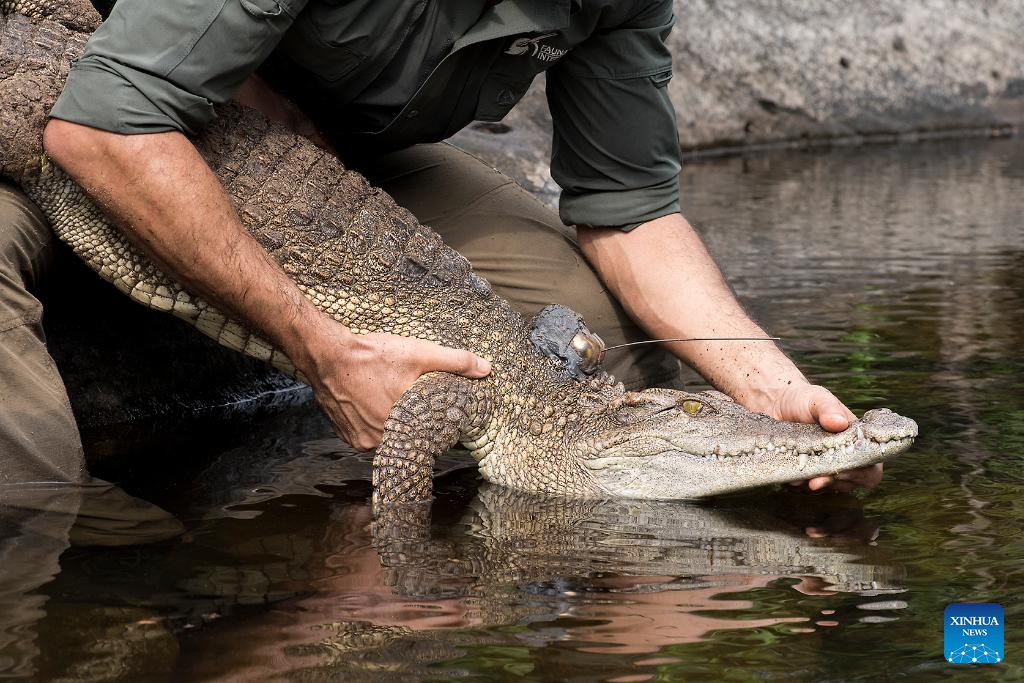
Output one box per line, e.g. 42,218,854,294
3,137,1022,681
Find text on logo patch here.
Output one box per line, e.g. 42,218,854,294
505,33,568,62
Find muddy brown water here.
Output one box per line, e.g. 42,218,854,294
1,137,1022,681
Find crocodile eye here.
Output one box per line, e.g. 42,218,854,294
570,330,606,373
682,400,703,415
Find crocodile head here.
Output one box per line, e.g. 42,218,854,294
576,389,917,499
496,306,917,500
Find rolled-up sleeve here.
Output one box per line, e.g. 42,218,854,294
50,0,308,136
546,0,681,230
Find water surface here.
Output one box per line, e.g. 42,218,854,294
3,137,1022,681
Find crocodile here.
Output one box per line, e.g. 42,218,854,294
0,1,917,505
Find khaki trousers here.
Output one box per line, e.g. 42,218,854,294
0,181,83,483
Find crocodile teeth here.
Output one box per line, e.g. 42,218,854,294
798,453,809,471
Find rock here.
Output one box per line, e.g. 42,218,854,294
668,0,1023,149
451,0,1024,205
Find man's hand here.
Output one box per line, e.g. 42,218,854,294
43,120,492,453
578,213,883,494
295,320,491,450
769,381,884,493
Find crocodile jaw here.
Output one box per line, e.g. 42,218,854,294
582,410,918,500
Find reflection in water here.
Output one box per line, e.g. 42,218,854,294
3,457,903,681
0,487,78,679
1,137,1021,680
369,484,904,656
0,481,182,679
143,477,904,681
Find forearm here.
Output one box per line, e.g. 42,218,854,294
578,212,805,411
581,212,873,487
42,120,340,371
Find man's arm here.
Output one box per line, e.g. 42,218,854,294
42,0,490,450
579,213,882,493
43,121,490,450
544,1,875,491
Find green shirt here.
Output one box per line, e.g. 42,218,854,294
52,0,681,229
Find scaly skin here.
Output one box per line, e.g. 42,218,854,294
0,2,917,506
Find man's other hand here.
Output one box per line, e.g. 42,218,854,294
296,321,491,450
771,382,884,493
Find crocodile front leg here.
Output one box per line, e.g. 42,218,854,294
371,372,493,548
372,372,492,507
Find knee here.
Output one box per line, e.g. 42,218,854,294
0,182,53,285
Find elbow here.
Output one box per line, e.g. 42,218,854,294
44,120,184,177
43,118,101,171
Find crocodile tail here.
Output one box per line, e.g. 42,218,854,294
0,0,101,32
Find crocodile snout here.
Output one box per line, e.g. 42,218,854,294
860,408,918,443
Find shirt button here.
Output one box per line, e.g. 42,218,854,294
406,109,420,119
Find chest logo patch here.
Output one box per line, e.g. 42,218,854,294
505,33,568,62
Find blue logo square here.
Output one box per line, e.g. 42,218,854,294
945,603,1004,663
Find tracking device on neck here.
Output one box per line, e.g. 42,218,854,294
529,305,606,379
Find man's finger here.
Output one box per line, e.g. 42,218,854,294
419,342,492,378
807,475,833,491
835,463,884,489
808,389,857,433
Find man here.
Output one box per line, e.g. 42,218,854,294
28,0,877,491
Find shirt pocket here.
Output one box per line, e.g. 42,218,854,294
473,44,552,122
279,37,364,83
474,76,535,122
277,0,426,85
277,6,366,83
